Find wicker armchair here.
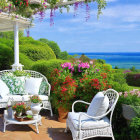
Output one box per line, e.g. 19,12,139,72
0,70,53,116
66,89,119,140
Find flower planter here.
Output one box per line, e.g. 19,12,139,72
122,104,140,121
58,107,69,123
31,103,42,119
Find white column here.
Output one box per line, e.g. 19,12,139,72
14,21,19,65
12,21,23,71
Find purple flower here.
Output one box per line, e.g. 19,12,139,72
96,69,99,72
123,70,131,73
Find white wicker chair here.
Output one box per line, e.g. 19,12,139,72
66,89,119,140
0,70,53,116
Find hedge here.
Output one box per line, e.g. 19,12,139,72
126,73,140,86
31,59,67,81
19,53,34,70
39,38,61,59
0,43,14,70
20,42,56,61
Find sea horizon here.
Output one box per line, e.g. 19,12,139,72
69,52,140,69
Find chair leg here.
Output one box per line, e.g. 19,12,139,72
112,135,115,140
50,104,53,117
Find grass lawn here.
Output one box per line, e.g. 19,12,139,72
129,86,140,90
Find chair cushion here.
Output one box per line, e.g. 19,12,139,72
25,77,42,95
0,79,9,97
38,95,48,101
1,73,26,95
0,95,25,103
0,95,48,103
39,81,48,95
68,112,110,130
87,92,109,117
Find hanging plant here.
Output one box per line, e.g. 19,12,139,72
0,0,106,25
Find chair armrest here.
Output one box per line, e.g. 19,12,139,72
72,100,90,112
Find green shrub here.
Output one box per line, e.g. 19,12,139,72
96,59,105,64
39,38,61,58
59,51,69,60
126,73,140,86
0,38,14,49
0,43,14,70
130,117,140,140
20,39,56,61
112,82,129,92
0,31,24,40
79,54,90,62
31,59,66,81
19,53,34,70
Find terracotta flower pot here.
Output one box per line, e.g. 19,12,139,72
58,107,69,123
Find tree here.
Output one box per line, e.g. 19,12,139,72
39,38,61,58
59,51,69,60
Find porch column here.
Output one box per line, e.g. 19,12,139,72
12,21,23,71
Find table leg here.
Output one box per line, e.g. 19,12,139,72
35,122,39,134
3,121,6,133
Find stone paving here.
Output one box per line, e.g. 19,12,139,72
0,110,111,140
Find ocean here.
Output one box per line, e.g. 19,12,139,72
69,52,140,69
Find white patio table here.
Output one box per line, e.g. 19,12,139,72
3,110,42,134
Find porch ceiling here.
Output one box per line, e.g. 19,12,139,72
0,12,33,32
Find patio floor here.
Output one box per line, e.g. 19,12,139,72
0,109,111,140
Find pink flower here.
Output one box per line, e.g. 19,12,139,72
119,92,122,96
78,62,90,69
124,92,128,97
89,61,93,65
61,63,72,69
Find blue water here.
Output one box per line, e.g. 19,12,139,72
69,52,140,69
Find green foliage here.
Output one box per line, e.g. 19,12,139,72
110,69,129,92
13,70,31,77
39,38,61,58
130,117,140,140
0,43,14,70
96,59,105,64
59,51,69,60
19,53,34,70
0,38,14,48
79,54,90,62
31,59,66,81
0,31,24,40
126,73,140,87
130,66,137,72
114,66,119,69
112,82,129,92
119,90,140,106
19,37,56,61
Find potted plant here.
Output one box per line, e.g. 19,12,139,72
30,95,42,119
50,69,77,123
12,102,26,117
119,89,140,121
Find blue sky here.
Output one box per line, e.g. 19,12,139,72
30,0,140,53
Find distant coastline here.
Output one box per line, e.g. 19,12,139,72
69,52,140,69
